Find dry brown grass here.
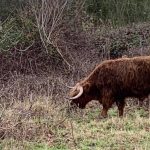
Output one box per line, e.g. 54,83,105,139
0,98,150,150
0,75,149,150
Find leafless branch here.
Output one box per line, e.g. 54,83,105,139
30,0,71,66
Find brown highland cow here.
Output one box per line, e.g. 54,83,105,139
68,56,150,118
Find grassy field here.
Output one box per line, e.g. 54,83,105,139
0,98,149,150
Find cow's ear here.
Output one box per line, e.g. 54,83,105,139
83,82,91,92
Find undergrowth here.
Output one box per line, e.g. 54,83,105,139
0,98,149,150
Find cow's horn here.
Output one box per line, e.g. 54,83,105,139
69,85,83,100
66,85,74,88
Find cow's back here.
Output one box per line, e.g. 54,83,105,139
93,56,150,98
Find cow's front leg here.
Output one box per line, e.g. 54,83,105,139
101,105,109,118
100,100,114,118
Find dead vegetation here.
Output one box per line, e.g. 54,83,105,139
1,1,150,149
0,93,149,149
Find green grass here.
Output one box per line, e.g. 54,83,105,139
0,100,150,150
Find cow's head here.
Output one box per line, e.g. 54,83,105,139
68,82,100,109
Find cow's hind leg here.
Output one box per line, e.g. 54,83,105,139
116,99,125,117
138,97,145,108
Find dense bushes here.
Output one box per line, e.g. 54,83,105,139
0,0,26,21
0,0,150,76
0,15,37,52
85,0,150,26
1,0,150,53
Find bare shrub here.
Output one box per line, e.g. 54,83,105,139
30,0,71,66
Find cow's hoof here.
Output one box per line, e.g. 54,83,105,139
98,115,108,120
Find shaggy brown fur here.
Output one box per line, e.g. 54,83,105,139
69,56,150,118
